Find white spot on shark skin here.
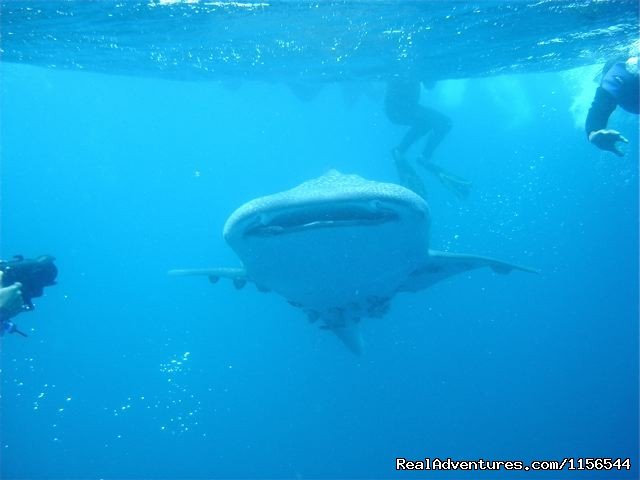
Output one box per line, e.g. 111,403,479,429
170,171,536,353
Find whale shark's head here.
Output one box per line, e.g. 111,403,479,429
223,170,430,243
221,171,431,321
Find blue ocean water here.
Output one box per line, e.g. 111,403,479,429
0,1,638,479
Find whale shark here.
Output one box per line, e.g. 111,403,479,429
170,171,536,353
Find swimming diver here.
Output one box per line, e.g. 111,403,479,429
586,56,639,156
0,255,58,337
384,77,471,199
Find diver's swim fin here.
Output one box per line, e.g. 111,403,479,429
392,149,427,199
421,162,472,200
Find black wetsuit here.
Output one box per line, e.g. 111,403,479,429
385,78,452,161
585,61,639,136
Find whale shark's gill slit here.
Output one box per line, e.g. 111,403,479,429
244,205,399,237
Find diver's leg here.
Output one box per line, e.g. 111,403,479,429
414,107,470,199
417,107,452,164
396,124,428,155
391,122,428,199
393,155,427,199
388,107,429,198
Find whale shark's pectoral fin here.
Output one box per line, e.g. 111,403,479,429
399,250,538,292
168,267,249,288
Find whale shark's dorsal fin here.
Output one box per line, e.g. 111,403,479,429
398,250,538,292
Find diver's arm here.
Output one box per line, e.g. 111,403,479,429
0,284,24,320
585,87,617,136
585,87,628,156
0,271,24,320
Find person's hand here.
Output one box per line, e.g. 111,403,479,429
589,129,629,156
0,271,24,319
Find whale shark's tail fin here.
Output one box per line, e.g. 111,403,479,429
399,250,538,292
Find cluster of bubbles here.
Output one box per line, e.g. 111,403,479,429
157,351,202,435
0,357,74,447
107,351,202,437
2,351,204,449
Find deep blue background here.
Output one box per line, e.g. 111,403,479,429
0,62,638,479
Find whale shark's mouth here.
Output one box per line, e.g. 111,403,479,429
243,201,400,237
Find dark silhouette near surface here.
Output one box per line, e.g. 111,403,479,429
586,56,639,156
385,77,470,199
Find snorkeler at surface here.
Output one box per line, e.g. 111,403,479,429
384,77,471,199
586,56,639,156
